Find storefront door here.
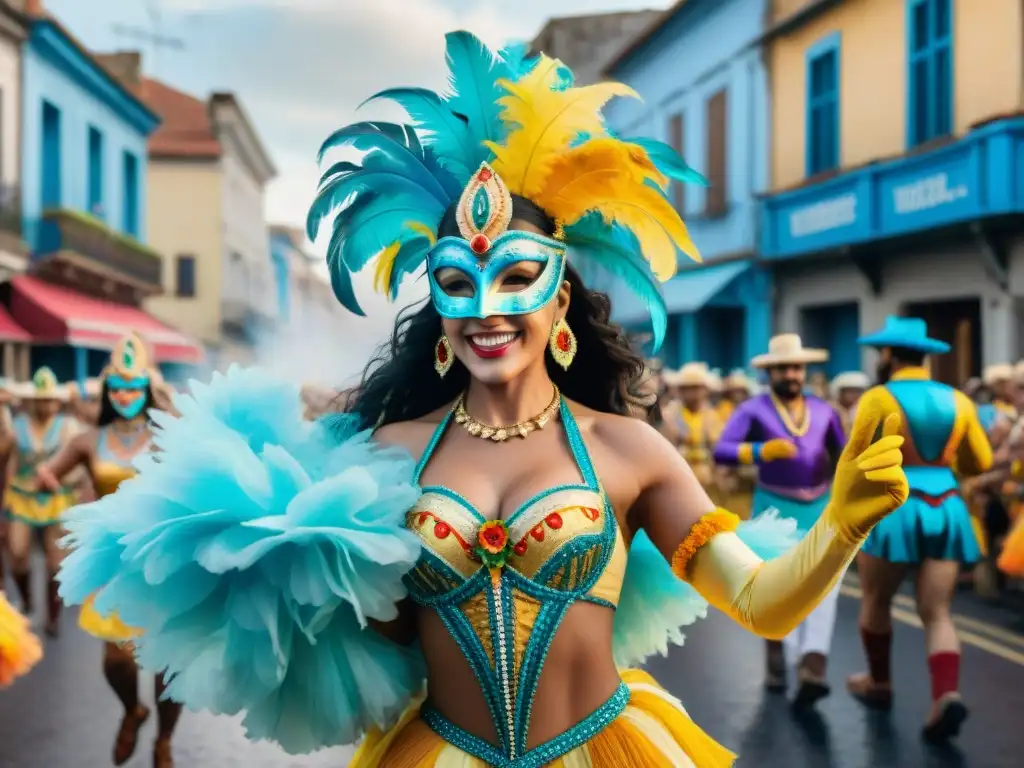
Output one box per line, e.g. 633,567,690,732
800,302,861,377
904,299,980,386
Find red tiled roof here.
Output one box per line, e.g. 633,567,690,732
137,78,222,159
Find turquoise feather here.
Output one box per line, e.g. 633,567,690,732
444,31,510,160
58,367,427,753
360,87,473,179
565,215,669,352
625,137,709,187
611,510,801,668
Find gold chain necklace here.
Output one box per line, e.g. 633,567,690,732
454,386,561,442
769,391,811,437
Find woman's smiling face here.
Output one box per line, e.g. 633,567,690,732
436,219,570,385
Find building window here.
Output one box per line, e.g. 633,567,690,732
87,126,104,218
668,113,685,214
122,150,139,237
704,89,727,217
41,101,61,208
908,0,952,147
806,34,840,176
175,254,196,298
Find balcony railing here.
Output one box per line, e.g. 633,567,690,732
36,208,162,288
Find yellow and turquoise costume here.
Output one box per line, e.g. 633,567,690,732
857,318,992,563
4,368,76,526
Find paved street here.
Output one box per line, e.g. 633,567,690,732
1,576,1022,767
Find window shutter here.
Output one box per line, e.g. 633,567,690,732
705,89,728,217
668,113,684,214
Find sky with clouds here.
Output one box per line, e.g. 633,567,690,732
46,0,669,229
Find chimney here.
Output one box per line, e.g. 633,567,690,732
96,51,142,87
22,0,42,17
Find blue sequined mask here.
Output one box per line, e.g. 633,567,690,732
426,162,567,319
427,232,567,318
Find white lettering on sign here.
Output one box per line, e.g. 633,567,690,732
788,194,857,237
892,172,967,214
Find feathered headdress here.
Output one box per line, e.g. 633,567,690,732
306,32,706,350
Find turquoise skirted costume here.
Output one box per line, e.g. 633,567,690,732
857,317,989,564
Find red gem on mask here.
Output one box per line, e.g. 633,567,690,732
478,168,493,181
556,330,571,352
470,234,490,254
436,341,449,364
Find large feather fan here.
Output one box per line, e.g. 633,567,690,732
307,31,705,348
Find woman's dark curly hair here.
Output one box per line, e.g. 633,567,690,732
345,195,656,429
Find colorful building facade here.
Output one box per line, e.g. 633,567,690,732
602,0,772,371
14,10,202,384
761,0,1024,382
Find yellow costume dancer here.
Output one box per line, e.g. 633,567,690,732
46,334,182,768
3,367,77,635
663,363,723,501
716,370,755,518
0,592,42,687
58,34,909,768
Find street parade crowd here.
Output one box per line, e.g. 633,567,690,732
1,33,1023,768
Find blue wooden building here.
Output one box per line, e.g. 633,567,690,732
603,0,772,372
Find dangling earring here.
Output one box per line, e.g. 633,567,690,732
434,334,454,378
549,318,577,370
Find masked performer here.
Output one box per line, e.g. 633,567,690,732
3,367,77,635
58,34,908,767
40,335,182,767
713,334,846,707
0,591,41,687
847,317,991,743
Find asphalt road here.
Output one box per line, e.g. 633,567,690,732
1,575,1022,767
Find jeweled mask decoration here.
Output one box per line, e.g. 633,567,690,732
426,162,567,319
103,332,152,419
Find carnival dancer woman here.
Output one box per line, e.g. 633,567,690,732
2,367,78,635
40,334,182,767
848,316,992,742
58,34,908,767
714,334,847,708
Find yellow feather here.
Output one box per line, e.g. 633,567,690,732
408,221,437,245
485,54,638,197
372,242,400,296
532,139,700,279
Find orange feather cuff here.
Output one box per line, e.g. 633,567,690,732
670,509,741,580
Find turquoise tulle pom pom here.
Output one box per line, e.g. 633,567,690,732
59,366,426,753
612,509,801,667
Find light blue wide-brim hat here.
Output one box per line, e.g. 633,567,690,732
857,316,950,355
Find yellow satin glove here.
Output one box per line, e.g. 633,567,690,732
683,408,909,639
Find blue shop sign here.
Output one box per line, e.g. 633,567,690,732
761,117,1024,259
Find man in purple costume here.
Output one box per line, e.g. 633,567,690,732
714,333,847,709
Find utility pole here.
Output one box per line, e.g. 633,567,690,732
111,0,185,76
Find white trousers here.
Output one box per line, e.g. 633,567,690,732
782,578,842,661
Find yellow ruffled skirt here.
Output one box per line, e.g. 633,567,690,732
78,595,139,643
351,669,735,767
4,483,75,527
0,593,42,687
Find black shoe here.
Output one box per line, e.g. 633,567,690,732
922,694,968,743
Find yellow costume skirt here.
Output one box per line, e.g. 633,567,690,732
78,595,139,643
352,670,735,767
0,593,42,687
4,484,75,527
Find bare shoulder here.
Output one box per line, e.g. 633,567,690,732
567,400,674,471
372,406,451,463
